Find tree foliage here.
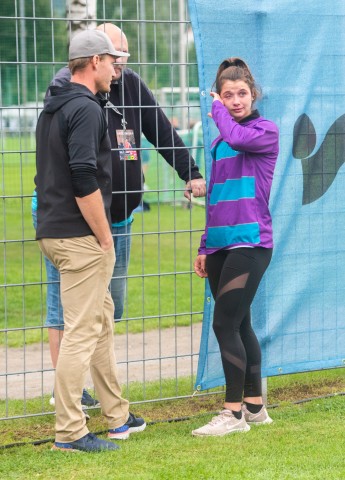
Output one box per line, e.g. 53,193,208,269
97,0,197,89
0,0,67,104
0,0,198,105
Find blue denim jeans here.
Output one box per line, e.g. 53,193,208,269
44,255,64,330
33,208,131,324
32,209,64,330
111,222,132,320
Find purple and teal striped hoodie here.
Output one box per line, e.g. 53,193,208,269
198,100,279,255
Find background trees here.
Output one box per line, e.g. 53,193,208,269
0,0,198,106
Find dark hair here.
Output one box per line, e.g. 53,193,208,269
213,57,261,102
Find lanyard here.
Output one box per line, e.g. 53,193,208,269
99,93,128,128
106,98,127,128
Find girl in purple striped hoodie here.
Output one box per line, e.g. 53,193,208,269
192,58,279,437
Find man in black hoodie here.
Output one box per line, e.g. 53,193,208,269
33,23,206,402
35,29,145,453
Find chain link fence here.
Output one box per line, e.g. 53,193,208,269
0,0,208,421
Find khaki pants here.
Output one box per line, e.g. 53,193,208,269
39,236,129,443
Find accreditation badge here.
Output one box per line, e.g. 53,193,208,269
116,129,138,161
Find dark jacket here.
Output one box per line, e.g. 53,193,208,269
35,82,112,239
50,67,203,222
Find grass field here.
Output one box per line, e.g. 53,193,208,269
0,369,344,480
1,137,345,479
0,139,206,347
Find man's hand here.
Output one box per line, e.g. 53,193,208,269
184,178,206,200
99,235,114,252
194,254,208,278
75,190,114,252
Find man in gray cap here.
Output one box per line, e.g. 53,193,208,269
35,29,145,453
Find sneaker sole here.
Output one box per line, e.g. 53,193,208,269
108,431,130,440
51,445,83,453
51,444,118,452
192,424,250,437
108,422,146,439
128,422,146,434
247,417,273,425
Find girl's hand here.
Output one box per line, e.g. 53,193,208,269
194,255,208,278
210,91,222,103
208,91,223,117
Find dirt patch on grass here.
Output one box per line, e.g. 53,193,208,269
269,378,345,404
1,373,344,447
135,378,345,423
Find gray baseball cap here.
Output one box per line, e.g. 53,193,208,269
69,29,130,60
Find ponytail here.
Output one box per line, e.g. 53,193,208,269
213,57,261,101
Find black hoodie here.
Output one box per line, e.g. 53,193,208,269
35,82,112,239
49,67,203,223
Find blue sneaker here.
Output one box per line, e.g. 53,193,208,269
126,412,146,433
108,412,146,440
108,423,130,440
81,389,100,407
52,432,120,452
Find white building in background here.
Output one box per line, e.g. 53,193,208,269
0,103,42,135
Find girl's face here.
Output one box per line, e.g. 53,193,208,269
219,80,253,122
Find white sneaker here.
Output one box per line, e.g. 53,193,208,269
242,404,273,425
192,410,250,437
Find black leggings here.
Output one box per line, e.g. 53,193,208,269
206,247,272,403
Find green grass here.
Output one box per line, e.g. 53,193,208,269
0,141,206,346
0,369,344,480
3,140,343,477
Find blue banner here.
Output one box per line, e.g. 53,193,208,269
189,0,345,390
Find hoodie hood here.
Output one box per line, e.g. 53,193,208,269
43,82,100,114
